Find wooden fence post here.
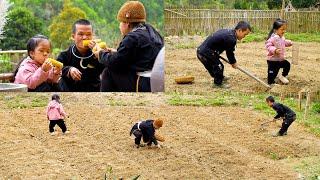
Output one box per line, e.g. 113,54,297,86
281,0,286,19
304,89,311,121
292,43,299,65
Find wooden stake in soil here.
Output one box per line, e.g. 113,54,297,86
304,90,311,121
292,43,299,65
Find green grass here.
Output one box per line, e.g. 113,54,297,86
169,94,226,106
0,54,14,73
311,102,320,113
269,152,280,160
283,156,320,180
242,32,320,43
1,94,48,109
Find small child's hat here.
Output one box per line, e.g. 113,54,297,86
153,118,163,128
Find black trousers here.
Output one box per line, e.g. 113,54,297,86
49,119,67,133
58,78,100,92
279,115,296,135
100,68,151,92
197,50,224,85
267,60,291,84
28,82,60,92
130,125,143,145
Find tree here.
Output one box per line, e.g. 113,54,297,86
49,0,87,49
234,0,268,9
9,0,63,36
0,0,11,39
267,0,282,9
291,0,318,8
0,7,44,50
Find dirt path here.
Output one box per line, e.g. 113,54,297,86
1,94,319,179
165,41,320,94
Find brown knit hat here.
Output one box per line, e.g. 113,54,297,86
117,1,146,23
153,119,163,128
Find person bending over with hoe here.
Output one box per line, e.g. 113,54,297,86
266,96,296,137
197,21,251,88
130,119,164,148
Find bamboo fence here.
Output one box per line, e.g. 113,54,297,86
165,9,320,35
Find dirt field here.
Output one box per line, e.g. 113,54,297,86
165,37,320,94
1,93,319,179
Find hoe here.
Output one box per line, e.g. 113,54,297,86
219,55,271,89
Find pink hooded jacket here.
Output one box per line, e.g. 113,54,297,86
265,33,293,61
14,57,61,90
46,100,66,121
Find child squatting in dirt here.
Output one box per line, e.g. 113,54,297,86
266,96,296,137
46,94,69,135
130,119,163,148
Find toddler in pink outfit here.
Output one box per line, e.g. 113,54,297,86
14,35,61,91
265,19,293,85
46,94,68,135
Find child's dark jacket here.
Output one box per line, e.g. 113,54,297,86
130,119,158,145
272,102,296,119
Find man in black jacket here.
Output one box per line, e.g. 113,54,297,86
266,96,296,136
130,119,163,148
197,21,251,88
94,1,164,92
57,19,104,92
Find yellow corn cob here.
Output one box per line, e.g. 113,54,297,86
98,42,107,49
83,40,91,47
92,42,108,52
48,58,63,68
83,39,102,47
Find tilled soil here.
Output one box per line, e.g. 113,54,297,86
0,93,319,179
165,40,320,95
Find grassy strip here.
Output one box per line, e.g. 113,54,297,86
242,32,320,43
0,93,49,109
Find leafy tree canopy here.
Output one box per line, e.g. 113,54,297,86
0,7,44,50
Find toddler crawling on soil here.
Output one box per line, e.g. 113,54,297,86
130,119,163,148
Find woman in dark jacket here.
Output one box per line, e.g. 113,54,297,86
94,1,164,92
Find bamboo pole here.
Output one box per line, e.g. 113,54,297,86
304,90,311,121
281,0,286,19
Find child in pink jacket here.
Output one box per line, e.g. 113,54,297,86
14,35,62,92
46,94,68,135
265,19,293,85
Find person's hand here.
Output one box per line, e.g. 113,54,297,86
42,60,52,72
88,40,96,50
53,66,62,75
69,67,82,81
275,48,281,55
92,44,102,59
231,63,238,69
106,48,117,53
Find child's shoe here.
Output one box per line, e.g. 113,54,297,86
212,83,230,89
283,132,287,136
50,132,56,136
223,76,230,82
272,132,280,137
135,144,145,148
278,75,289,84
63,130,70,135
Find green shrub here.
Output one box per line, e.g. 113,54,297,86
311,102,320,113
